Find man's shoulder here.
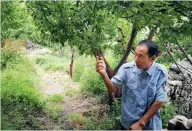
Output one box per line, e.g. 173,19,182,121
121,62,136,69
155,63,168,76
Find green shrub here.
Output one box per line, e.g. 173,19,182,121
2,65,44,111
1,51,25,70
72,55,106,95
79,66,106,95
72,55,86,82
1,52,45,129
110,99,121,117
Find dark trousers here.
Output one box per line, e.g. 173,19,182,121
121,124,127,130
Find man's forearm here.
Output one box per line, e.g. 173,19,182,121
138,101,163,126
102,73,116,94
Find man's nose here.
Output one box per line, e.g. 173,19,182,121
135,56,139,63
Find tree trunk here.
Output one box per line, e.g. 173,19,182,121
97,23,138,103
147,28,155,40
70,47,75,78
96,50,115,103
114,23,137,73
147,25,158,40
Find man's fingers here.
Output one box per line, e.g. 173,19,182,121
97,62,105,66
96,67,104,72
97,63,105,68
97,60,104,64
97,67,104,70
99,56,104,60
96,55,99,62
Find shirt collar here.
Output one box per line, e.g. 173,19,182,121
146,62,154,76
137,62,154,76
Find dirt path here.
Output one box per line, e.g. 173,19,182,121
27,49,107,130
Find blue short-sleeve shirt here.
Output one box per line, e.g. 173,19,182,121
111,62,168,130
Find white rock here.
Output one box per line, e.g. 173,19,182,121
168,80,182,86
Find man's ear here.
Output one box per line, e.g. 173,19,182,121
150,55,156,61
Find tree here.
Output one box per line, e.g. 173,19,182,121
26,1,192,102
1,1,37,43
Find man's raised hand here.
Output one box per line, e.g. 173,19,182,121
96,55,106,77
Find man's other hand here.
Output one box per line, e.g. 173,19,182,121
129,121,145,130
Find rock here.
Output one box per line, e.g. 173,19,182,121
169,64,180,73
168,80,182,87
173,75,184,81
188,55,192,61
168,71,184,80
168,115,192,130
187,119,192,129
167,57,192,119
178,60,192,70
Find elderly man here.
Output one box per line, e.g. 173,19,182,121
96,40,168,130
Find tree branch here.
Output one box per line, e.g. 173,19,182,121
117,27,126,44
114,22,137,73
147,25,158,40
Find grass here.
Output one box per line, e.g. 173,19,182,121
34,53,70,72
67,99,121,130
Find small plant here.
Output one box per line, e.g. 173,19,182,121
65,89,77,97
45,103,62,121
68,113,89,129
160,102,177,129
47,94,64,103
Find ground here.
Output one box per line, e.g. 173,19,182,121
27,48,108,130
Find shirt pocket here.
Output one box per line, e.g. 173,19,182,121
128,83,138,90
148,81,157,101
126,82,145,107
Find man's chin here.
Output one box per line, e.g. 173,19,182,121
136,65,143,69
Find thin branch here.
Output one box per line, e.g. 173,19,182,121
175,41,192,65
174,1,192,10
39,4,55,27
155,32,192,88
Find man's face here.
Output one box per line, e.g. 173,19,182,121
134,45,155,69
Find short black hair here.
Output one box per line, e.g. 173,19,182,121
137,39,158,57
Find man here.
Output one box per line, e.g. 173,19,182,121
96,40,168,130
